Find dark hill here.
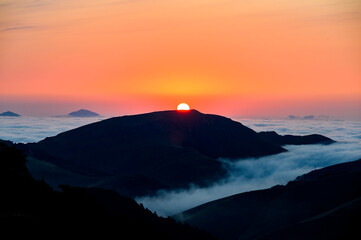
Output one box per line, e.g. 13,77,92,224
0,111,20,117
68,109,100,117
258,131,335,145
176,158,361,240
20,110,333,197
0,142,215,239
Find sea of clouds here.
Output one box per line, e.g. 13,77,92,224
136,118,361,216
0,116,107,143
1,116,361,217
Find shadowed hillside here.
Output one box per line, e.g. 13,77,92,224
176,158,361,240
0,142,215,239
18,110,333,197
258,131,335,145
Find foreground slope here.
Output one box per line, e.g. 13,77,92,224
0,142,215,239
176,158,361,240
19,110,333,197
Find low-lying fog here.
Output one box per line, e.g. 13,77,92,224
0,116,107,143
1,116,360,217
136,118,361,216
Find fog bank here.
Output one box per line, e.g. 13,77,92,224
136,119,361,216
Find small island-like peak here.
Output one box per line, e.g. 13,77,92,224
0,111,21,117
67,109,100,117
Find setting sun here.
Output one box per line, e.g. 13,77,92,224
177,103,190,111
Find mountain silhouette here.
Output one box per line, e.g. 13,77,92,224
258,131,335,145
0,111,20,117
176,158,361,240
67,109,100,117
0,141,215,239
19,110,333,197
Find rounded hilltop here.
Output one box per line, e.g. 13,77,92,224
0,111,20,117
67,109,100,117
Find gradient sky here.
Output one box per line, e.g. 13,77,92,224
0,0,360,119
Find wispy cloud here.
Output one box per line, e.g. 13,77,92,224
1,25,35,32
0,3,11,8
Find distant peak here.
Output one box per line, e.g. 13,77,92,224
0,111,21,117
68,109,100,117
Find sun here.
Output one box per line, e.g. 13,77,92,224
177,103,190,111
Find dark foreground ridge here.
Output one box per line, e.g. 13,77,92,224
0,111,20,117
0,142,215,239
176,158,361,240
18,110,333,197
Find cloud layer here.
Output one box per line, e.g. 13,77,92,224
136,118,361,216
1,116,360,217
0,116,107,143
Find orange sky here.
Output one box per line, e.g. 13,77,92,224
0,0,360,119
